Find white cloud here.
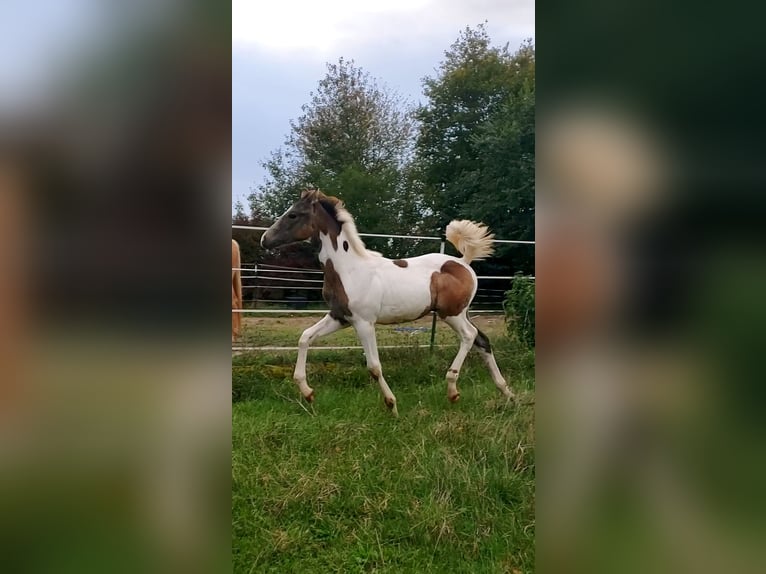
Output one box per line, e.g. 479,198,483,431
233,0,430,53
231,0,534,208
232,0,533,56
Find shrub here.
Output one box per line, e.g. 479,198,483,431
503,274,535,347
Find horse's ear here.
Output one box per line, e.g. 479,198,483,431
301,189,319,202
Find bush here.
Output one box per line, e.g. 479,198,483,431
503,274,535,347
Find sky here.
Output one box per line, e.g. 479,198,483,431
0,0,533,212
232,0,535,211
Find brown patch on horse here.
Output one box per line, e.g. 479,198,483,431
314,200,341,250
368,368,380,381
429,261,474,319
263,188,346,249
322,259,352,321
296,219,316,243
392,259,408,268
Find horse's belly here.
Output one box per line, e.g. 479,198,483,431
376,287,433,324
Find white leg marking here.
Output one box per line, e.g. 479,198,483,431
472,323,514,399
476,348,514,398
354,321,398,416
442,314,478,402
294,314,347,401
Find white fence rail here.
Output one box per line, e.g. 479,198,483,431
233,224,534,316
233,224,535,245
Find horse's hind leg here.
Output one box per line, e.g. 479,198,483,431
294,314,347,402
472,324,514,399
442,313,479,402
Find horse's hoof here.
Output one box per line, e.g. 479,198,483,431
384,397,398,416
304,391,315,403
448,393,460,403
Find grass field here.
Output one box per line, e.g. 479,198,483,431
232,316,535,573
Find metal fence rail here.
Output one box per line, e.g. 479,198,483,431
233,224,534,351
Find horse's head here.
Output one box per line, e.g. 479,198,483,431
260,189,341,249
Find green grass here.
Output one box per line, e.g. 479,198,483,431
234,315,508,348
232,318,534,573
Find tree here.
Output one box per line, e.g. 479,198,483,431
415,26,535,273
457,80,535,274
250,58,421,252
232,200,248,221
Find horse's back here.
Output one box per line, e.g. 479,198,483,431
400,253,475,276
371,254,476,324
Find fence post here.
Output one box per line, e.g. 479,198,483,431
429,238,446,353
252,264,257,309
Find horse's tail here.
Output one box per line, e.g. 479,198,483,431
232,239,242,339
445,220,495,264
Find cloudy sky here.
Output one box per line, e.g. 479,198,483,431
232,0,534,210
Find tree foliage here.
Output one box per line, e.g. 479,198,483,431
416,26,535,273
246,27,535,270
504,274,536,347
250,58,420,248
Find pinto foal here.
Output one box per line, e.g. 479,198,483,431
261,190,514,415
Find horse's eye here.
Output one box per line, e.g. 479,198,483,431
287,213,297,219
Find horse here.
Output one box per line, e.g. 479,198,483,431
232,239,242,342
260,189,514,416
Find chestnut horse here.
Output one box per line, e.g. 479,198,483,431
232,239,242,341
260,190,514,415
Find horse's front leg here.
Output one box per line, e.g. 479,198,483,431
294,314,347,402
354,321,398,417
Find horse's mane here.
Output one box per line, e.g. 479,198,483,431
303,189,379,258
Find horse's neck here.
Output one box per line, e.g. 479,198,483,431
317,230,365,273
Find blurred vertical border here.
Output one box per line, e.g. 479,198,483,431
0,1,231,573
537,1,766,573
